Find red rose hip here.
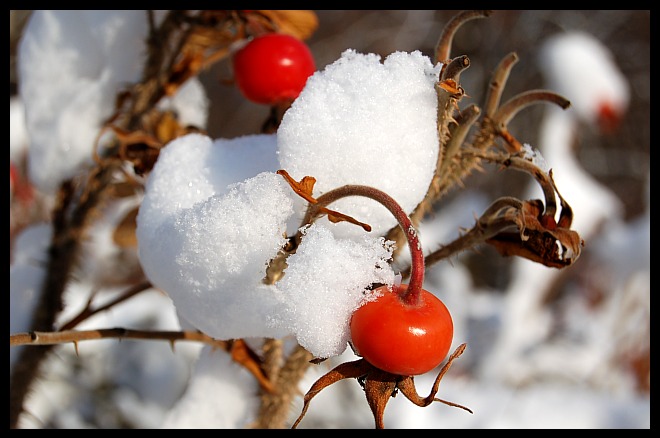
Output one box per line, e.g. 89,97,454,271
350,284,454,376
232,33,316,105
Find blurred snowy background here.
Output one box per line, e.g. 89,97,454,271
10,10,649,429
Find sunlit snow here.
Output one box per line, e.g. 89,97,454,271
10,11,649,429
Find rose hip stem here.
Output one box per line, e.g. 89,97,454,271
307,185,424,307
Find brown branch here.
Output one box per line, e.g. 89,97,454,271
492,89,570,128
59,281,153,331
401,197,525,279
127,11,192,128
436,104,481,187
405,103,482,242
10,12,206,428
10,163,119,429
10,328,230,349
253,344,314,429
483,52,518,118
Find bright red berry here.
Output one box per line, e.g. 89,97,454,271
232,33,316,105
350,284,454,376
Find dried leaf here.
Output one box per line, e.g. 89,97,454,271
110,182,139,199
293,345,470,429
324,209,372,232
108,125,162,149
186,25,235,53
113,207,139,248
155,111,184,144
437,78,463,97
276,169,317,204
165,52,205,96
229,339,274,393
486,199,583,268
277,169,373,232
398,343,472,413
363,368,399,429
258,10,319,40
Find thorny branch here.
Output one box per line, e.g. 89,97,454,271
10,329,273,393
10,328,231,348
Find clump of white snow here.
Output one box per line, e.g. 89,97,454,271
136,134,294,340
277,49,441,239
521,143,549,173
161,346,259,429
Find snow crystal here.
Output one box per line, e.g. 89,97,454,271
521,143,549,173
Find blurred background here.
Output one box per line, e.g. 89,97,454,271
10,10,650,428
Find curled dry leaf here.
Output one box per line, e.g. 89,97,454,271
257,10,319,41
485,198,583,268
112,206,139,248
228,339,274,393
277,169,372,232
276,169,318,204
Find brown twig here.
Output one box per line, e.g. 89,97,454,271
441,54,470,81
253,344,314,429
401,197,525,279
492,90,570,152
483,52,519,118
58,281,153,331
434,10,492,63
10,328,229,349
463,148,559,218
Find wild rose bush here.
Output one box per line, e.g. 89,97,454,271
10,10,649,429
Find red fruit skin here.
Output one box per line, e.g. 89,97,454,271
232,33,316,105
350,284,454,376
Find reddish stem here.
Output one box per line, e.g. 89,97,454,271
310,185,425,307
